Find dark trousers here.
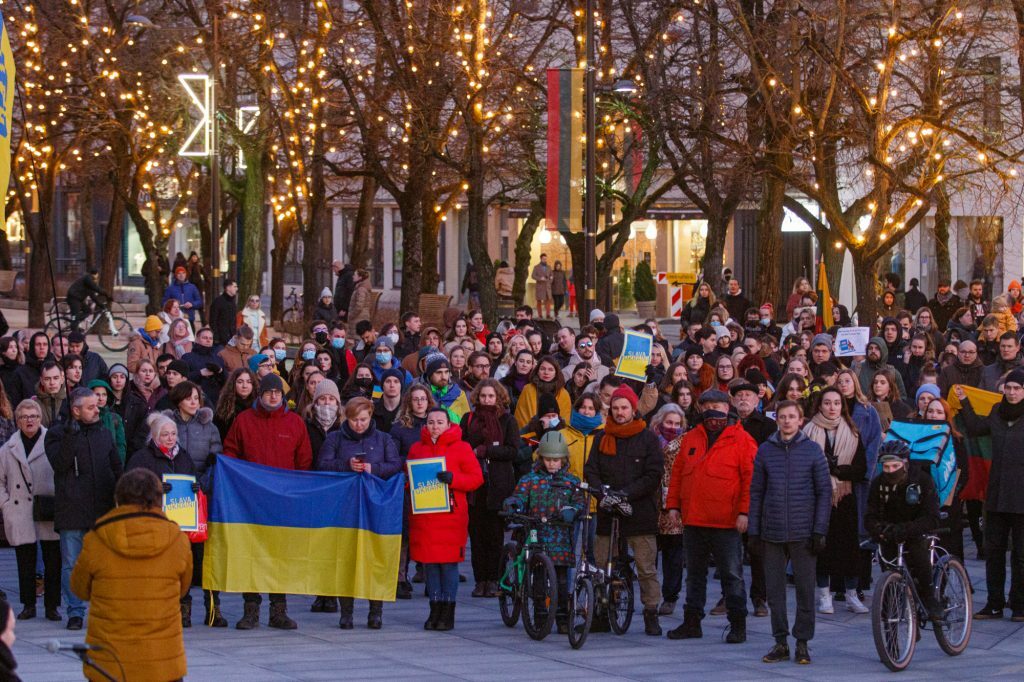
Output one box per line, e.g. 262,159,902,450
552,294,565,316
984,511,1024,611
966,500,984,554
881,539,935,608
15,541,60,610
658,534,685,603
763,540,816,643
744,532,766,603
243,593,286,605
186,543,219,608
684,526,747,618
468,503,504,582
942,497,965,562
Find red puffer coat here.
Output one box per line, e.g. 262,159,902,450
666,422,756,529
408,424,483,563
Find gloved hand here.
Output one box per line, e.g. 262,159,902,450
436,471,454,485
502,497,522,514
645,363,665,385
560,506,577,524
162,482,173,494
191,482,201,493
599,494,622,511
808,533,826,555
616,501,633,517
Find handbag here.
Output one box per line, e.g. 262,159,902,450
16,458,55,523
186,490,208,544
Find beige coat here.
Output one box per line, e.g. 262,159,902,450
0,428,58,545
495,267,515,297
348,278,373,323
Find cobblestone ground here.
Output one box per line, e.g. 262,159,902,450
6,538,1024,681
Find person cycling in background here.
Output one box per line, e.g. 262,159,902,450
864,440,942,621
66,269,112,332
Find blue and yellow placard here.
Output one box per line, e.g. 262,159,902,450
614,330,653,382
407,457,451,515
0,11,16,225
163,474,199,532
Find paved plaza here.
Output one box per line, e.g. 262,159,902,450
5,540,1023,681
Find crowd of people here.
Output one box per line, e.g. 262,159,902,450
0,262,1021,678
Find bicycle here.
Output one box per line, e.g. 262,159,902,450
282,287,303,326
45,298,132,353
497,511,560,641
562,481,635,649
868,533,972,672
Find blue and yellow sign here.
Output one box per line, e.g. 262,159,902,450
162,474,199,532
614,330,653,382
407,457,451,515
0,12,15,224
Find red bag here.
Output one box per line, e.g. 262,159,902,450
187,491,208,543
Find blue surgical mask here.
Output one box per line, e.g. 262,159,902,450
301,350,315,361
376,351,392,365
331,338,345,349
274,349,287,361
710,320,721,327
760,317,771,326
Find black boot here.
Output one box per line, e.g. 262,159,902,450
424,601,441,630
180,598,192,628
205,591,227,627
435,601,455,631
725,614,747,643
338,597,354,629
310,596,327,612
667,608,703,639
643,608,662,636
367,601,383,629
321,597,338,613
268,601,297,630
236,601,260,630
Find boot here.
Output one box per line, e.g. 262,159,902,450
666,608,703,640
206,604,228,628
367,601,383,629
643,608,662,636
180,599,193,628
338,597,354,629
424,601,441,630
310,596,327,612
236,601,260,630
16,606,35,621
268,602,297,630
725,614,746,643
396,581,413,600
321,597,338,613
435,601,455,631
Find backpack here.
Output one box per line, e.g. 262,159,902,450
882,419,959,507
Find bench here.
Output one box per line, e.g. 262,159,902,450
418,293,453,330
0,270,17,297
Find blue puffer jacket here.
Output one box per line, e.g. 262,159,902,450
317,420,402,479
748,431,832,543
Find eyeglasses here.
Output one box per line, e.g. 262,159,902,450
473,363,491,369
578,341,594,348
16,415,40,421
411,396,429,402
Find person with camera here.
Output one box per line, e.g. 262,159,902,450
864,440,942,621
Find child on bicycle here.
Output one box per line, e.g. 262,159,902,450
504,431,585,634
864,440,942,621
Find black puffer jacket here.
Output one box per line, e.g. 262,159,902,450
126,441,198,480
460,409,521,510
111,389,150,456
584,425,664,537
44,420,123,532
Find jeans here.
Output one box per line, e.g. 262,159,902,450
60,530,86,619
15,541,60,610
763,540,816,642
684,525,747,618
658,534,685,603
424,562,460,601
984,511,1024,611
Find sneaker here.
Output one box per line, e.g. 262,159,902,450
762,642,790,663
709,597,726,616
845,590,869,614
795,640,811,664
975,604,1004,619
753,599,769,617
66,616,83,631
658,600,676,616
816,588,833,614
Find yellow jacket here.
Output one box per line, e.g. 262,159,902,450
564,424,602,511
514,384,572,430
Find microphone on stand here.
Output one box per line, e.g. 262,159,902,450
45,639,101,654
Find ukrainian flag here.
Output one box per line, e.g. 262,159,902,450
203,456,404,601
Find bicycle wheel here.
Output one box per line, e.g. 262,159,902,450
933,556,972,656
521,552,558,641
567,574,594,650
98,316,133,352
497,543,521,628
871,570,917,672
608,568,635,635
44,316,73,339
282,307,302,325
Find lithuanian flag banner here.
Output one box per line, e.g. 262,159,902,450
546,68,583,232
204,456,404,601
947,384,1001,503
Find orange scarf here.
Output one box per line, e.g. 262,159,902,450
600,418,647,455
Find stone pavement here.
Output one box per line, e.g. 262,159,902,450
5,538,1023,681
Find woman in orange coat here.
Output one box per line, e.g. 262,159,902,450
71,469,192,682
407,408,483,632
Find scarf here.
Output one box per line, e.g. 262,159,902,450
533,377,560,395
998,397,1024,423
600,417,647,455
133,375,156,400
138,329,159,348
314,403,339,431
803,413,859,507
472,404,505,445
570,411,603,435
157,442,180,460
341,420,373,441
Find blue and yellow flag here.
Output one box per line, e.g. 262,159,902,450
203,456,405,601
0,12,15,224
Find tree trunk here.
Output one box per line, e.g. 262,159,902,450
269,219,295,325
420,196,441,296
301,127,328,322
100,187,126,295
397,196,424,314
124,203,165,316
239,148,266,301
822,243,845,303
754,172,785,312
933,185,952,285
852,252,880,329
700,212,731,295
349,176,375,270
0,228,10,271
513,204,543,307
80,182,96,271
26,169,57,327
465,131,495,323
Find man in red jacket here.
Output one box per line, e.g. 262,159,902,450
665,389,756,644
223,373,312,631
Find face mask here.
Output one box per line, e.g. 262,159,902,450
314,403,339,424
314,331,328,344
331,338,345,349
302,350,316,361
274,349,287,361
658,424,681,441
355,377,374,389
761,317,771,326
710,320,720,327
387,332,400,345
546,415,560,428
703,409,728,433
376,352,392,365
882,466,908,487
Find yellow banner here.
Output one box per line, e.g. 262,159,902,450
0,13,15,224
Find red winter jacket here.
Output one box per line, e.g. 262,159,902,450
665,422,756,529
407,425,483,564
223,402,313,472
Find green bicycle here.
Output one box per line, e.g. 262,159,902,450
498,510,559,641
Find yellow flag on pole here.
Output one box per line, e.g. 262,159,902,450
0,12,15,225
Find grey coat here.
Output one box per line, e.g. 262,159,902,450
0,428,58,545
164,407,222,477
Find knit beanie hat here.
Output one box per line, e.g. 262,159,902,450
811,333,833,349
144,315,163,333
312,378,340,403
167,359,189,377
259,373,284,395
536,392,561,418
375,335,396,351
1005,367,1024,387
320,287,333,299
248,353,269,373
381,367,406,386
715,326,731,340
915,383,941,403
610,385,638,411
108,363,129,380
425,354,450,379
589,308,605,323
